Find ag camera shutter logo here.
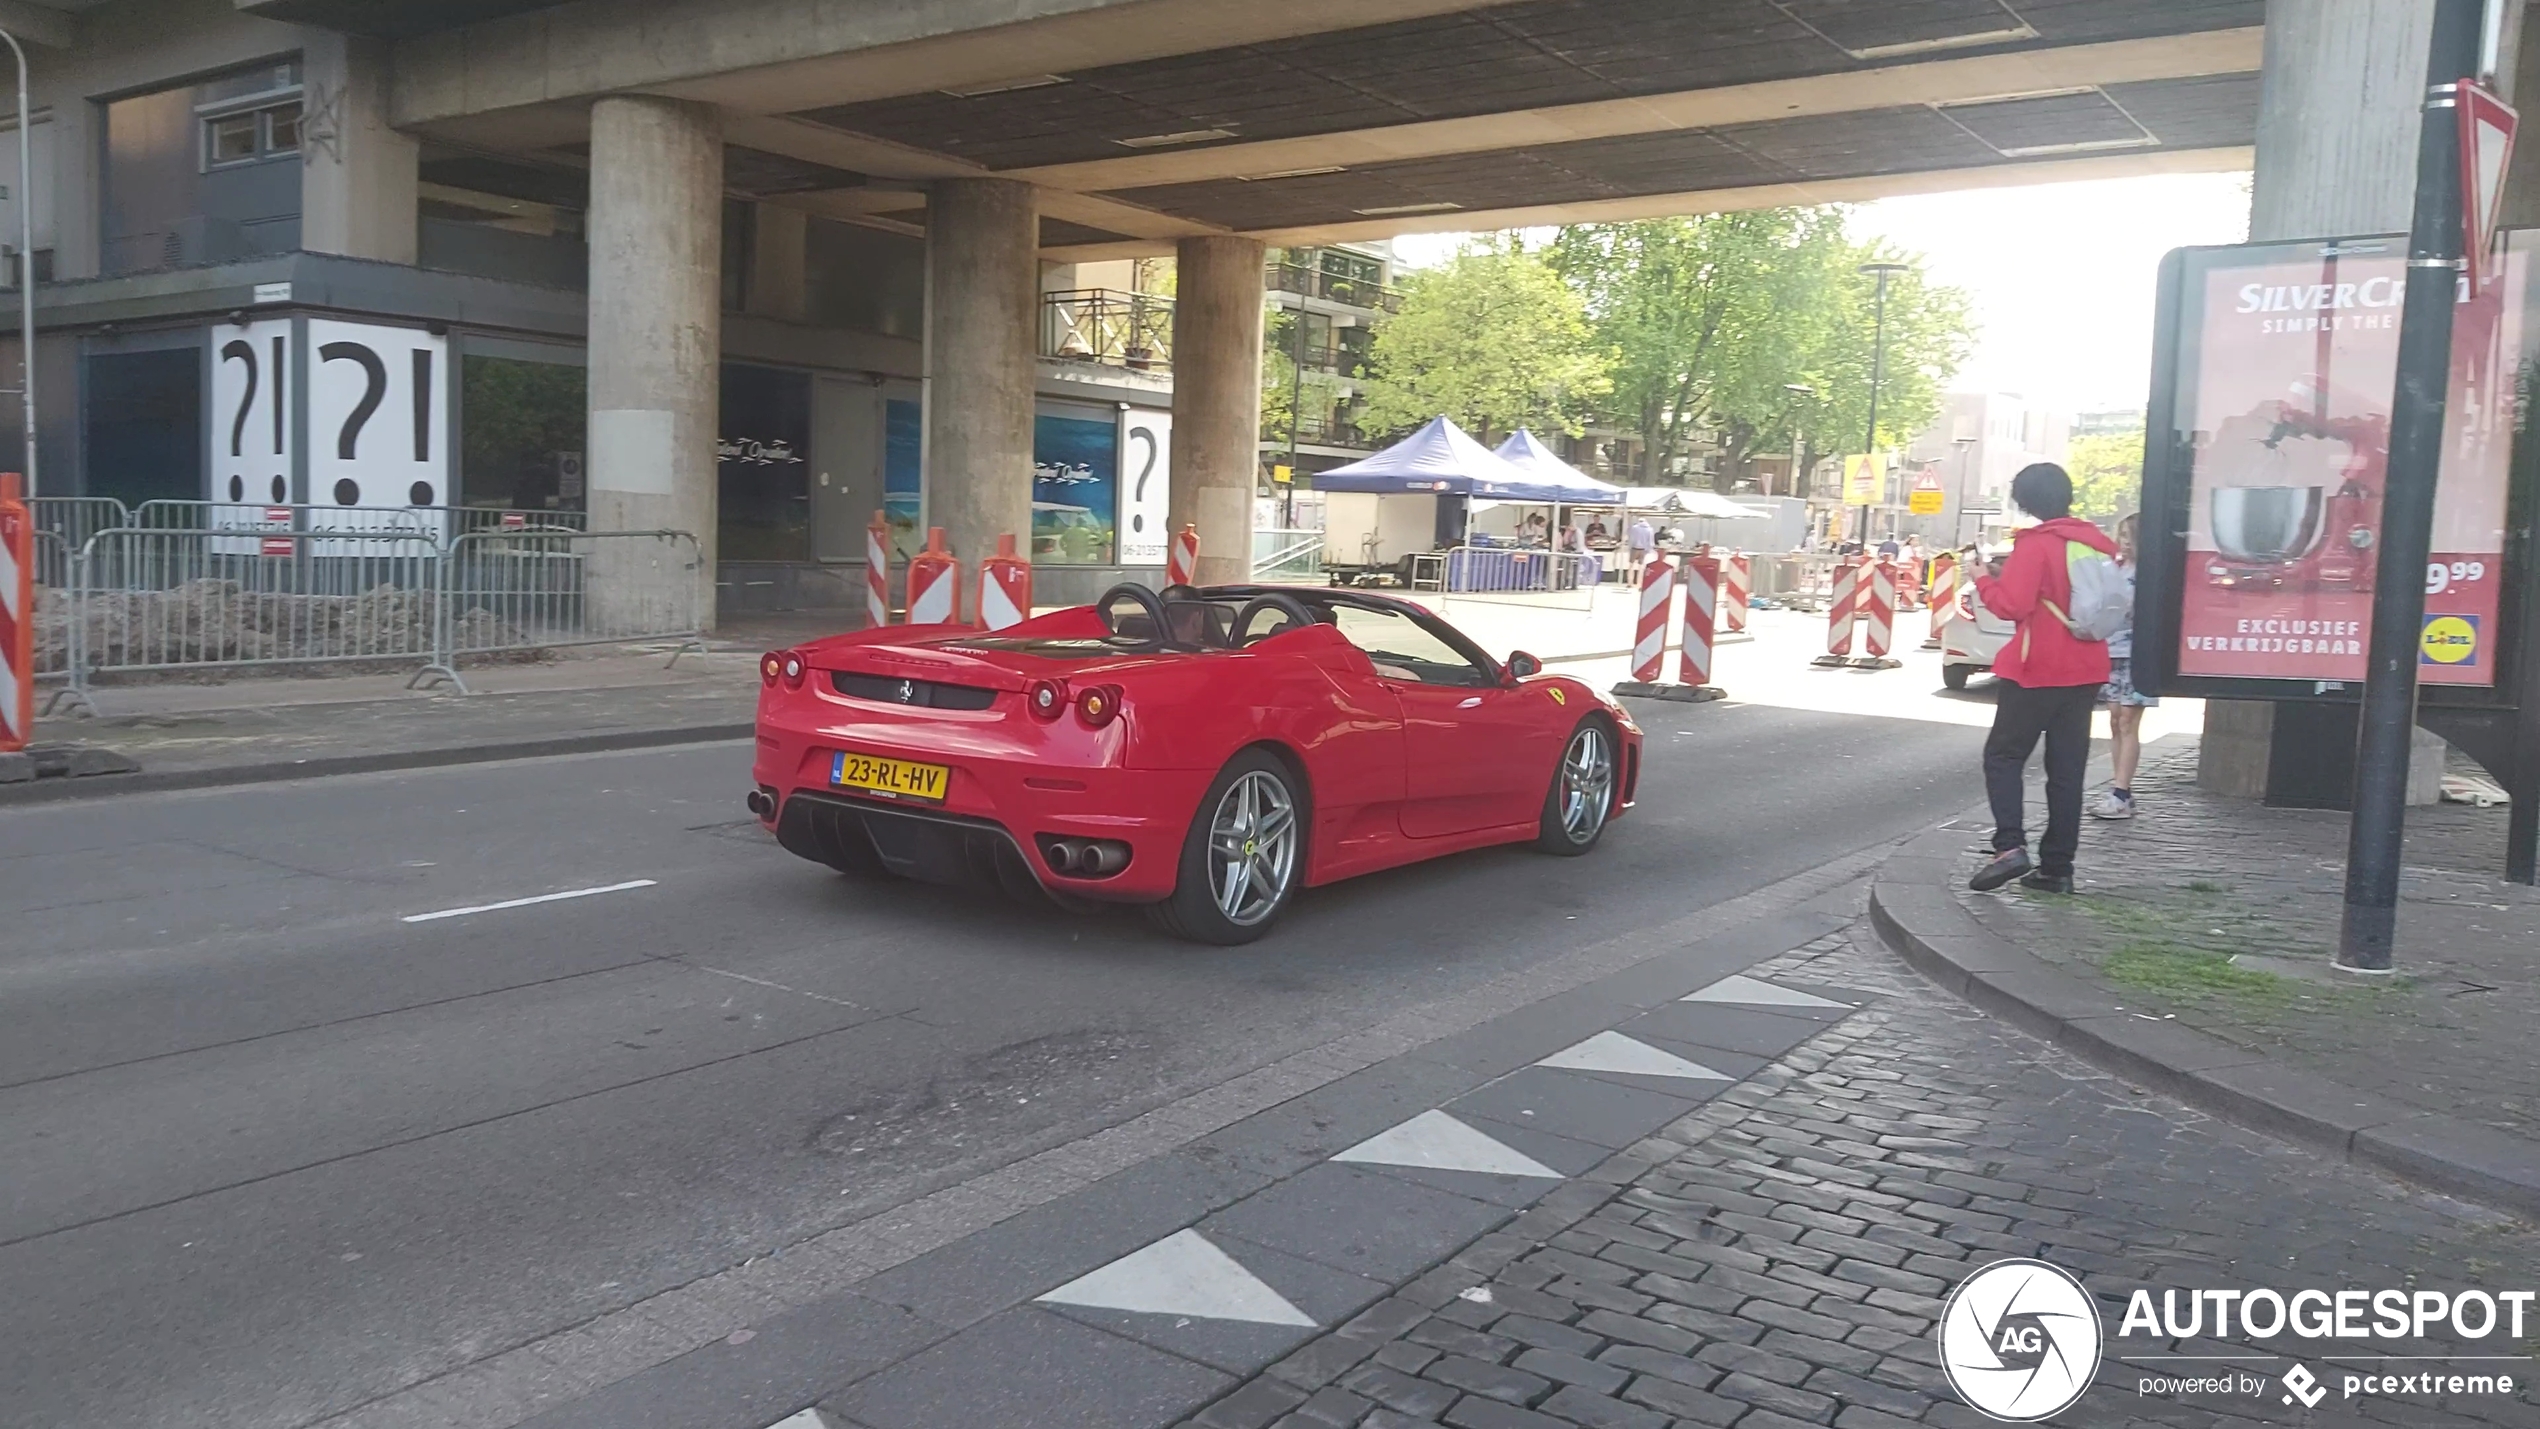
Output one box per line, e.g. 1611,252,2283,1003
1938,1258,2103,1420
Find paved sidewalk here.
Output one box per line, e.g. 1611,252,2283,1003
1180,926,2540,1429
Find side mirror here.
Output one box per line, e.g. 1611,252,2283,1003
1504,650,1542,680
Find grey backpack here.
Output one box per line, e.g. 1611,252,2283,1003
2049,541,2131,643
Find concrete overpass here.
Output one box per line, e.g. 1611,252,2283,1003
221,0,2364,600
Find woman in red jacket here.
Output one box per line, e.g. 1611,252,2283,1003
1968,464,2119,894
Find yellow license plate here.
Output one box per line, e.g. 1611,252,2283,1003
832,751,950,802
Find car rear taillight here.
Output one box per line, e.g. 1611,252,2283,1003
1076,684,1122,728
781,651,807,689
760,651,784,686
1028,678,1069,720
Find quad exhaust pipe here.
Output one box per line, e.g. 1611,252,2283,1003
1043,837,1130,877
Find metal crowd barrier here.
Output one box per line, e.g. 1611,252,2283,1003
30,496,130,570
38,522,704,710
1440,545,1601,611
437,528,703,681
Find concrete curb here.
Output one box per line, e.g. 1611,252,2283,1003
1869,821,2540,1223
0,723,755,807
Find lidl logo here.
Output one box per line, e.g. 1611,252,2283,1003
2421,614,2480,665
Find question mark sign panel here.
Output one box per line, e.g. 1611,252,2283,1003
1117,408,1172,564
306,319,450,540
206,319,294,525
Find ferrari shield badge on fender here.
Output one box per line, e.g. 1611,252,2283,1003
1546,688,1567,705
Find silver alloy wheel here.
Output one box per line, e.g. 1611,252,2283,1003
1207,769,1299,927
1558,725,1614,843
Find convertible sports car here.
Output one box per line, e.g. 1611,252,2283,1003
748,584,1642,944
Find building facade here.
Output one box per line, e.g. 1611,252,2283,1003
1898,391,2073,546
12,0,1179,615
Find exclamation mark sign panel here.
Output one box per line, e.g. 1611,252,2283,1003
412,348,432,462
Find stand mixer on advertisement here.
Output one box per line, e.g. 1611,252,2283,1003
2204,376,2389,593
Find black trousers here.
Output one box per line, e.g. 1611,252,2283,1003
1984,679,2097,877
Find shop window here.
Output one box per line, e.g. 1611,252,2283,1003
1033,405,1118,565
721,363,812,562
459,352,586,512
82,346,203,506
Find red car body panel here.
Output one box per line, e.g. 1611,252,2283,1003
750,593,1641,904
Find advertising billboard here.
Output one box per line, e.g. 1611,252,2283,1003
1033,406,1119,564
2145,235,2525,694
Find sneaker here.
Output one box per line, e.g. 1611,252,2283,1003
2089,789,2135,821
2019,871,2074,894
1969,847,2033,892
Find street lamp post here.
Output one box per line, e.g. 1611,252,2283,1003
0,27,33,496
1284,298,1306,529
1951,435,1977,547
1856,262,1908,547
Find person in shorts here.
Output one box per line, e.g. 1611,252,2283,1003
2093,512,2157,820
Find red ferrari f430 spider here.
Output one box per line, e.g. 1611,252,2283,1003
748,584,1641,943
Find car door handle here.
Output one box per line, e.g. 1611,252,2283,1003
1457,697,1482,708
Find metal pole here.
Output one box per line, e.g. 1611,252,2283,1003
0,28,31,498
2338,0,2487,972
1285,291,1305,529
1858,266,1896,547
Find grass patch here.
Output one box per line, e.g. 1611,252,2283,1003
2185,879,2228,894
2102,942,2295,1002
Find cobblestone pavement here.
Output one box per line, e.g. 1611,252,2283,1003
1178,922,2540,1429
1960,738,2539,1143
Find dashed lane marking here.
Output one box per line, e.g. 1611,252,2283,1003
399,879,659,923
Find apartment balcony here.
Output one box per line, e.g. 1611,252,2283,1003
1266,262,1403,315
1280,342,1368,379
1040,288,1173,371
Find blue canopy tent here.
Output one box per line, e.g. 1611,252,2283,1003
1491,429,1630,505
1315,418,1610,590
1316,416,1591,502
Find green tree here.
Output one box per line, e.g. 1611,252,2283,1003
1261,307,1351,449
1549,212,1973,491
1355,240,1611,443
2067,428,2146,522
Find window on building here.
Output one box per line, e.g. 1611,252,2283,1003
204,99,301,168
459,350,587,512
102,60,303,275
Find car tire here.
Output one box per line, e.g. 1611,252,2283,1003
1942,664,1972,692
1534,717,1619,856
1146,749,1306,945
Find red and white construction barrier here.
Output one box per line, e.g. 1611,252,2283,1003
978,533,1033,630
865,510,892,629
1719,551,1751,635
1630,555,1673,684
1613,553,1728,703
1167,523,1200,588
906,527,961,626
1812,558,1862,666
1922,556,1959,650
1852,560,1901,668
0,473,28,754
1680,552,1720,689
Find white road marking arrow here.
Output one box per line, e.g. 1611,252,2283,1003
1036,1229,1315,1326
1332,1109,1560,1179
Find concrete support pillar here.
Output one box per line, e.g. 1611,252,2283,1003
923,178,1039,621
746,203,810,323
585,96,723,629
1171,235,1267,587
2206,0,2447,803
300,34,419,264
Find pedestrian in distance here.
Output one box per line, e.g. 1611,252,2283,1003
2093,512,2157,820
1968,463,2125,894
1877,533,1902,562
1626,514,1656,580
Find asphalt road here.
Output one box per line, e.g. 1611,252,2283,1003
0,679,1994,1429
